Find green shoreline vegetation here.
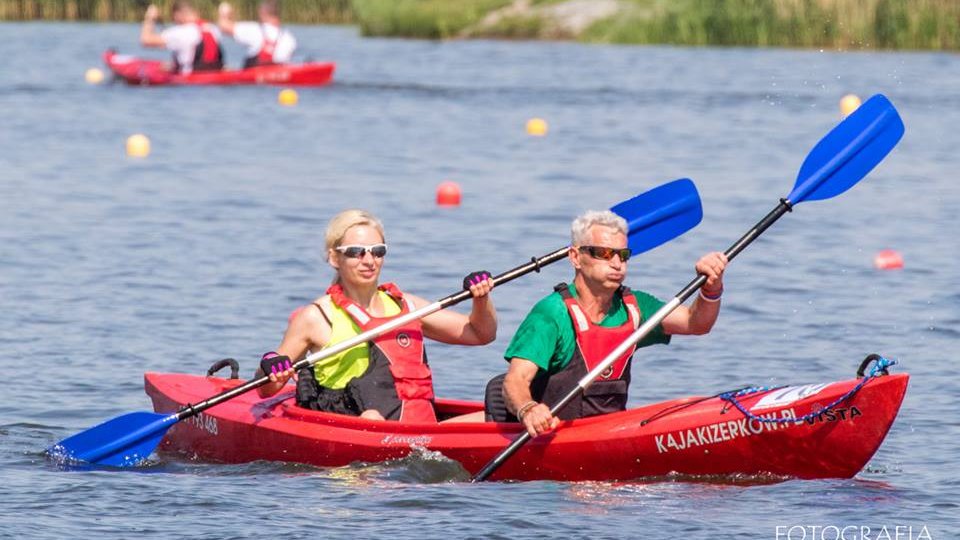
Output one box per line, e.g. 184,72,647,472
3,0,959,51
0,0,353,24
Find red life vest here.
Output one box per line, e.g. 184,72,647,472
256,24,279,63
243,24,283,68
534,283,642,420
326,283,437,423
174,20,223,73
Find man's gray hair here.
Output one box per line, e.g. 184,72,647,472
571,210,628,246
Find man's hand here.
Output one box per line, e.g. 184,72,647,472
694,251,727,295
519,402,559,438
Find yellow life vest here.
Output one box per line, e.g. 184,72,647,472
312,289,401,389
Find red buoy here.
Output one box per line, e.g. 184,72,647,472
873,249,904,270
436,181,462,206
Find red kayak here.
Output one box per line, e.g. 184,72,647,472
103,50,334,86
144,364,907,482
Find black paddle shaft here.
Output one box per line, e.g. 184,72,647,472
470,200,793,482
172,247,571,422
674,199,793,303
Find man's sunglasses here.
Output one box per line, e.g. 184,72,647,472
578,245,632,262
335,244,388,259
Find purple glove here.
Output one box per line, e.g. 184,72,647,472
463,270,492,291
260,352,292,377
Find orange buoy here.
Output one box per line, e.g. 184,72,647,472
436,181,462,207
873,249,903,270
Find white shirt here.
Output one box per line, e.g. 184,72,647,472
161,23,222,73
233,22,297,63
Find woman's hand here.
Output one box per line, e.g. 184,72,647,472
463,270,494,298
260,353,296,384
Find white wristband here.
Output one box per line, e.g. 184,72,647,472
699,289,722,303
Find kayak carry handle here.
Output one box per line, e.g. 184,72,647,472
207,358,240,379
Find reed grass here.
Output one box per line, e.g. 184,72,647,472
585,0,960,50
3,0,960,50
351,0,511,39
0,0,352,23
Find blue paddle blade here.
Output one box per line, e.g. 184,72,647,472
611,178,703,254
49,411,177,467
788,94,904,205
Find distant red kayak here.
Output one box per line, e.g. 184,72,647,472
103,50,334,86
145,369,908,482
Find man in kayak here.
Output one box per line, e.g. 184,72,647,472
140,1,224,74
217,1,297,68
256,209,497,423
484,210,727,437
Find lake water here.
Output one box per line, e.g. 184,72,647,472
1,22,957,540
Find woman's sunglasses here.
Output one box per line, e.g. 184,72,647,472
335,243,388,259
578,245,632,262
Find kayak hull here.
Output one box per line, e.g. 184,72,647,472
103,50,334,86
144,372,908,482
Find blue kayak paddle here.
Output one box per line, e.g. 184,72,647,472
49,178,704,467
471,93,905,482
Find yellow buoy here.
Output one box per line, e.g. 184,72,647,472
839,94,862,117
278,88,299,106
526,117,548,137
85,68,105,85
126,134,151,158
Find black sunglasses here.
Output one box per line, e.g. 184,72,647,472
335,244,388,259
578,245,632,262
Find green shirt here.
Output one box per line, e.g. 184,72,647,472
504,283,671,374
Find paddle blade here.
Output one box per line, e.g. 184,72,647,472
49,411,176,467
788,94,904,205
611,178,703,254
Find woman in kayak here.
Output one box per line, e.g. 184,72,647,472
256,209,497,423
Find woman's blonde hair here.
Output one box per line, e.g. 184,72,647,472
324,209,386,262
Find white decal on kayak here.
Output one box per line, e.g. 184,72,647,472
752,383,830,411
654,408,796,454
381,434,432,446
186,413,219,436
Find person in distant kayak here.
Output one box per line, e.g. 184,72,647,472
484,210,727,437
256,209,497,423
217,0,297,68
140,1,224,74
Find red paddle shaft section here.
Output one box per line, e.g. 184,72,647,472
145,372,908,482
